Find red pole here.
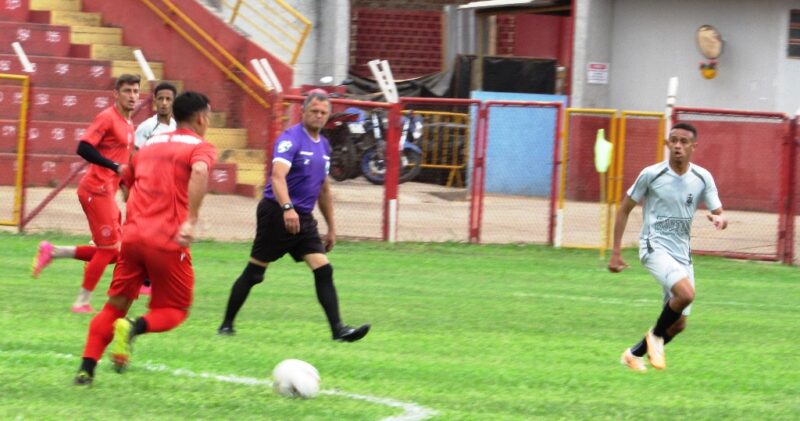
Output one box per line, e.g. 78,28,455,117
548,103,564,245
469,104,488,243
383,103,401,242
783,116,798,264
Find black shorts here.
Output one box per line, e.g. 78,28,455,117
250,198,326,263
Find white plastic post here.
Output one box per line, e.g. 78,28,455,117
132,49,156,82
11,42,34,73
664,76,679,158
368,59,398,103
259,58,283,94
380,60,399,103
250,59,274,91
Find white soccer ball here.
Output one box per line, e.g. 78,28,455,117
272,359,321,399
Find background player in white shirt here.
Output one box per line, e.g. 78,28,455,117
609,122,727,372
135,82,177,149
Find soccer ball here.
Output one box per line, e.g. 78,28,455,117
272,359,321,399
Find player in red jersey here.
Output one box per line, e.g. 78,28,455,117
32,74,140,313
73,91,217,386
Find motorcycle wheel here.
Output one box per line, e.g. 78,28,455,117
330,138,357,182
398,148,423,183
360,145,386,185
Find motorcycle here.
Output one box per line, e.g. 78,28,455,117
321,108,365,181
359,108,424,185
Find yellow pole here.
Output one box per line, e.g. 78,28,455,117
229,0,242,24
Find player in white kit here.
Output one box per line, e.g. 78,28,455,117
609,122,727,372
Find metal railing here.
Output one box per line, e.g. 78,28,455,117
225,0,312,65
139,0,273,109
0,74,29,228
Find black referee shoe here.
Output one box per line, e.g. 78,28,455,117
217,325,236,336
333,324,371,342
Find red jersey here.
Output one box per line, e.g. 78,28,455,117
122,129,217,251
78,105,134,194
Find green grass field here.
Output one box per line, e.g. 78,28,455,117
1,231,798,420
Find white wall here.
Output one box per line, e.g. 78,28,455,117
571,0,614,109
199,0,351,87
599,0,800,114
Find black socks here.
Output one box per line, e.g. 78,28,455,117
313,264,342,333
221,262,266,327
79,357,97,377
653,302,682,337
631,334,674,357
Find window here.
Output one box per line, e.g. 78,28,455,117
790,10,800,58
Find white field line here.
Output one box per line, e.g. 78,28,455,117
511,292,798,310
1,350,437,421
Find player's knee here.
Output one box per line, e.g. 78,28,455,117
313,264,333,283
670,317,687,335
241,262,266,286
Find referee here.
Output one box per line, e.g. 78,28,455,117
218,90,370,342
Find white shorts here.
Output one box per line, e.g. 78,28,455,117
641,249,695,316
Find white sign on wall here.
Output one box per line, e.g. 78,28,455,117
587,62,609,84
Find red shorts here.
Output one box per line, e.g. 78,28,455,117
108,240,194,310
77,186,121,246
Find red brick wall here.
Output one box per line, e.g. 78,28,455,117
351,8,442,79
496,15,516,56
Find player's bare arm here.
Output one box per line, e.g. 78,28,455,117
608,196,637,273
707,207,727,230
176,161,209,247
317,177,336,251
270,161,300,234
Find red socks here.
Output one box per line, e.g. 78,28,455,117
81,248,119,291
142,308,188,333
82,303,127,361
74,245,96,262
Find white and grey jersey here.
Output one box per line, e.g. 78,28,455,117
135,114,177,148
627,161,722,265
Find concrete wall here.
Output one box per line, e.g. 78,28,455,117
595,0,800,114
200,0,351,87
571,0,614,109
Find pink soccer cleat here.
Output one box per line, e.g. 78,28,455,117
71,304,94,314
139,285,151,296
32,241,54,278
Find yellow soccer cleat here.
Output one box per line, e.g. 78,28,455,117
645,329,666,370
109,318,134,373
620,348,647,373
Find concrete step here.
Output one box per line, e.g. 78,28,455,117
3,1,29,21
70,26,122,45
0,85,131,121
0,152,239,194
49,10,102,27
30,0,82,12
218,148,265,165
90,44,136,61
236,167,266,185
0,54,114,90
0,22,72,57
0,119,84,154
205,128,247,149
112,60,163,80
209,112,227,128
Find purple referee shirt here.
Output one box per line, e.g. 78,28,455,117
263,123,331,214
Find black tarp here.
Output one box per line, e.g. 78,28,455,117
482,56,556,94
345,54,556,100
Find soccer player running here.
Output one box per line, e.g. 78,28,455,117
133,81,178,296
134,81,177,150
217,90,370,342
73,91,217,385
609,122,727,372
32,74,140,313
